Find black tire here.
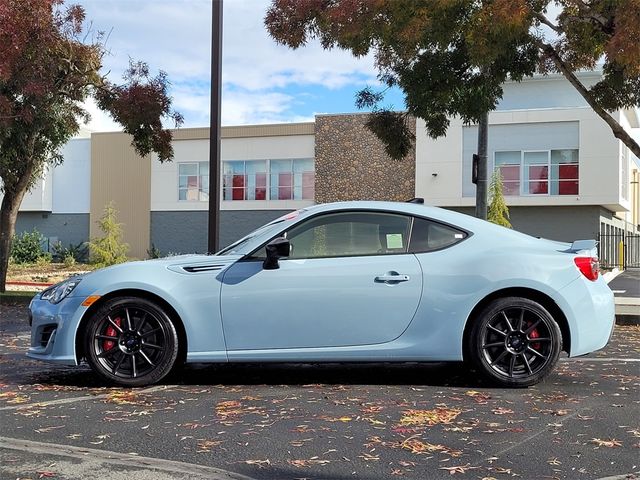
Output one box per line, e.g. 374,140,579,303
84,296,179,387
467,297,562,387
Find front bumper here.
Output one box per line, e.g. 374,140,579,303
27,295,87,365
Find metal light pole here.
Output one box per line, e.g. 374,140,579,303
475,111,488,220
208,0,223,253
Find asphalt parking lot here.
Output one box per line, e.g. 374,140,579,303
0,304,638,480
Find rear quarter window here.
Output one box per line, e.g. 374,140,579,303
409,217,468,253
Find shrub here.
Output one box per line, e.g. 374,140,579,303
52,241,88,263
63,254,76,267
147,243,162,259
36,252,53,266
488,170,512,228
10,229,48,264
89,202,129,267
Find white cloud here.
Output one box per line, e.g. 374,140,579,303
76,0,378,129
81,98,121,132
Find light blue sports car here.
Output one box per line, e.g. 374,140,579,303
27,201,615,387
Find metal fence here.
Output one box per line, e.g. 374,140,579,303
598,232,640,269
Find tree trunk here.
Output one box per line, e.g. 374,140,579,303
0,190,26,293
475,111,489,220
0,146,36,293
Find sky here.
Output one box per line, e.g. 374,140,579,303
75,0,639,158
77,0,404,132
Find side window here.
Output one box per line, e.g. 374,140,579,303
409,217,467,253
285,212,411,259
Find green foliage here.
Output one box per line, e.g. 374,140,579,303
89,203,129,267
488,170,512,229
265,0,640,159
0,0,182,291
52,241,88,263
36,252,53,267
147,243,162,259
63,254,76,268
10,229,48,264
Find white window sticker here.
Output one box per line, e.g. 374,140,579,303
386,233,404,249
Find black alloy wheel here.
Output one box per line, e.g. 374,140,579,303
468,297,562,387
84,297,179,387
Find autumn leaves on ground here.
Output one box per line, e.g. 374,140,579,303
0,305,638,480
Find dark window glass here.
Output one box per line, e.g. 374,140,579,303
285,212,411,259
409,218,467,253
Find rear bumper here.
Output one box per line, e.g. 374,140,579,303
558,276,615,357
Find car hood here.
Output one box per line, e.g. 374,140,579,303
71,254,242,292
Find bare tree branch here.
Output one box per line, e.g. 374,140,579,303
572,0,609,29
536,40,640,158
533,12,561,33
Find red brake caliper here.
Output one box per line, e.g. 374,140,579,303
528,322,541,350
103,318,121,351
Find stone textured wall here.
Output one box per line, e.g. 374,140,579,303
315,114,416,203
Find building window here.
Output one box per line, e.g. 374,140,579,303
495,151,521,196
223,160,267,201
494,149,578,196
223,158,314,201
551,149,579,195
178,162,209,201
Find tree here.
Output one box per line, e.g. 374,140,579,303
488,170,512,228
265,0,640,159
89,202,129,267
0,0,183,292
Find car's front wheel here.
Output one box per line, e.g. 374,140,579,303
467,297,562,387
84,296,179,387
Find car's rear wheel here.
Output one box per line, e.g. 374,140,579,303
468,297,562,387
84,297,179,387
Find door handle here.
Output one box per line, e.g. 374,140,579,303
375,273,410,284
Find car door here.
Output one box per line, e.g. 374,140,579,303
220,211,423,350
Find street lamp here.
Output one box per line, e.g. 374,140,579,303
208,0,223,253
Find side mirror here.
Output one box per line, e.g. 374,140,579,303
263,237,290,270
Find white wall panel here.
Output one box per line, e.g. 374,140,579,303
52,138,91,213
151,135,315,211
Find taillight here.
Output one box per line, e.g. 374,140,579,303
574,257,599,281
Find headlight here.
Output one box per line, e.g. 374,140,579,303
40,278,82,304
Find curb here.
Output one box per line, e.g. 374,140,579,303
603,267,622,283
6,281,53,288
615,297,640,325
595,473,638,480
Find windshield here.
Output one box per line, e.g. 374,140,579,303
215,210,305,256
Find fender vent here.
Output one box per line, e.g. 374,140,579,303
182,265,224,273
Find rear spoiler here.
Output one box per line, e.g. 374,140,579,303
564,239,598,254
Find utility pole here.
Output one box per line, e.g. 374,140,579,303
475,111,488,220
208,0,223,253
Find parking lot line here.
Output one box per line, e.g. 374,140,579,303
561,357,640,362
0,436,254,480
0,384,170,411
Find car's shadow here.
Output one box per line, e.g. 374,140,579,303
10,360,506,390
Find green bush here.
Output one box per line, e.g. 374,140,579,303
52,241,88,263
89,202,129,267
147,243,162,259
488,170,512,229
63,254,76,267
10,229,48,264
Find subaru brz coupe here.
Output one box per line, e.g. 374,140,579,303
27,201,615,387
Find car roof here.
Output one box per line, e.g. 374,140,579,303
298,201,491,231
